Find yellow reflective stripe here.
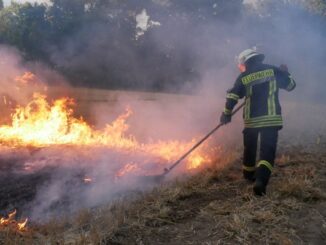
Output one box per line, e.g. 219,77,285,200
241,69,275,85
268,81,272,115
268,80,276,115
245,120,282,125
224,108,232,115
272,80,276,115
258,160,273,172
245,121,283,128
245,98,250,120
226,93,239,101
244,115,283,127
243,165,255,172
245,115,282,123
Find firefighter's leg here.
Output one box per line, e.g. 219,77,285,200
243,128,259,182
254,128,279,195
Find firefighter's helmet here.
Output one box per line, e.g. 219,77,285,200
237,48,265,65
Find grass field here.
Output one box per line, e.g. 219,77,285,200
0,89,325,244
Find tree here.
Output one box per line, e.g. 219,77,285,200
0,3,50,59
302,0,326,15
0,0,3,10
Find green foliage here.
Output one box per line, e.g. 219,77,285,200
0,0,325,91
47,0,88,38
0,3,49,59
302,0,326,15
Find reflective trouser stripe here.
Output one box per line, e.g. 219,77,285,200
243,165,255,172
258,160,273,172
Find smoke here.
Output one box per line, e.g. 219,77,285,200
0,45,68,106
41,0,326,217
1,1,326,221
21,146,162,220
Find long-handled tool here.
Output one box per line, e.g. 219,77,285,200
144,101,245,182
162,101,245,176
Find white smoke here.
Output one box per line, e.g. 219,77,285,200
135,9,161,40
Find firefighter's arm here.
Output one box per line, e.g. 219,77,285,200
220,78,244,124
276,65,296,92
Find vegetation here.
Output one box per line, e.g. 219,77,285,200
0,0,325,91
1,138,325,244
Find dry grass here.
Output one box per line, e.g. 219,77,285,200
1,141,326,244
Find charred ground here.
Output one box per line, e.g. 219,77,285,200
0,139,325,244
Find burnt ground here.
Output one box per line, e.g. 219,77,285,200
0,148,98,220
0,142,326,244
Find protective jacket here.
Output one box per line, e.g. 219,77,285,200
224,63,296,128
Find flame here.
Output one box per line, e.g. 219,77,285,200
0,209,17,225
116,163,139,178
17,218,28,231
0,210,28,231
14,72,48,93
15,72,36,85
0,93,214,171
83,177,92,183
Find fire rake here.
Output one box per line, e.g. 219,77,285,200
146,101,245,182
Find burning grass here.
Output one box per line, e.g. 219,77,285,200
0,80,325,243
8,141,323,244
0,93,215,171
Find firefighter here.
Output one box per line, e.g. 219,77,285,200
220,48,296,196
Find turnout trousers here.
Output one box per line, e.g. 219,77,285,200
242,127,279,185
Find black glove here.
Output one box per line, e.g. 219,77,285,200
220,112,231,125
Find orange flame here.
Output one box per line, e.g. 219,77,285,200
83,177,93,183
116,163,139,178
0,209,17,225
0,93,214,170
17,218,28,231
0,210,28,231
15,72,36,85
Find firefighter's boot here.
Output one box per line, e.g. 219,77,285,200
253,161,272,196
243,169,255,182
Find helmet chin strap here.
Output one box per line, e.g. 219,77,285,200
238,63,246,73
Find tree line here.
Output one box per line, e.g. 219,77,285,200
0,0,325,92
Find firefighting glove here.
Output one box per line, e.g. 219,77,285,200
220,112,231,125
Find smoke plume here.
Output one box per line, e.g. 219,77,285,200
0,1,326,221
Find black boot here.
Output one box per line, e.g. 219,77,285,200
253,179,266,196
253,165,271,196
243,170,255,182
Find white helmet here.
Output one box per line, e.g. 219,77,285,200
237,48,265,65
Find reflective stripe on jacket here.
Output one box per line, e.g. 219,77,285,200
224,64,296,128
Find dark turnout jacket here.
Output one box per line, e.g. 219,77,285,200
224,63,296,128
